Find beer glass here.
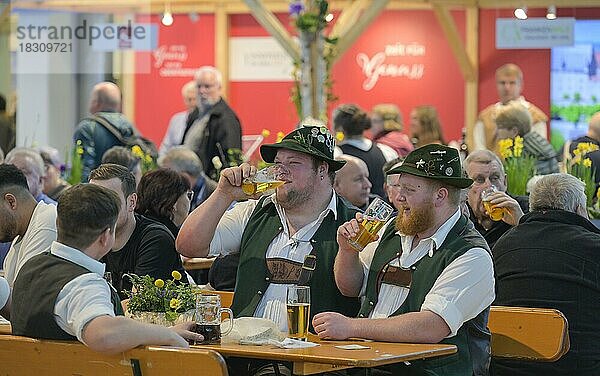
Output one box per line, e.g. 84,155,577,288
481,186,504,221
286,286,310,341
194,294,234,344
348,197,394,251
242,165,285,195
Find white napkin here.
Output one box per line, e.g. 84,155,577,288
240,337,319,349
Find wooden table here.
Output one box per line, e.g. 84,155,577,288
0,322,9,335
182,257,216,271
195,335,457,375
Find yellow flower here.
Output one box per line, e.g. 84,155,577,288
169,298,180,309
497,138,514,159
76,140,82,145
131,145,144,158
597,187,600,200
145,155,153,163
76,147,84,156
171,270,182,281
335,131,344,142
154,279,164,288
261,129,271,138
276,131,285,143
513,136,524,157
584,158,592,168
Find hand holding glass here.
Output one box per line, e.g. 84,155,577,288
348,198,394,251
481,186,504,221
242,165,285,195
286,286,310,341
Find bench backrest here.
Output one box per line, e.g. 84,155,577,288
0,335,228,375
489,306,570,361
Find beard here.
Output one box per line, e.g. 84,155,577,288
396,202,435,236
0,214,18,243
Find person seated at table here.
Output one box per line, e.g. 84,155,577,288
492,173,600,376
177,124,361,375
334,154,379,211
10,184,202,354
313,144,495,375
495,101,559,175
136,168,192,238
0,276,10,320
463,150,528,249
89,164,186,299
102,146,143,187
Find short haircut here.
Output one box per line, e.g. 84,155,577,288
157,146,203,178
5,147,45,177
0,164,30,195
91,82,120,112
495,100,532,136
463,149,505,175
530,173,586,213
496,63,523,82
136,168,190,220
102,146,141,172
383,157,405,179
182,80,197,96
194,66,223,87
89,163,136,197
310,155,336,184
57,184,120,249
333,104,371,137
429,180,461,206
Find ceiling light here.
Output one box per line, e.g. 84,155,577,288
546,5,557,20
514,7,527,20
161,4,173,26
325,13,334,23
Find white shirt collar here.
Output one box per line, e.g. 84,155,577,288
399,209,462,259
50,241,106,276
261,190,338,220
339,137,373,152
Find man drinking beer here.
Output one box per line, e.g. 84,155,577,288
313,144,495,375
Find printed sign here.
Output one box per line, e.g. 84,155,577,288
230,37,294,81
496,18,575,49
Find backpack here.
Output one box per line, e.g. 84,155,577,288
89,115,158,161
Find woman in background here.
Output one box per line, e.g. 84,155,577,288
370,103,413,157
410,105,446,147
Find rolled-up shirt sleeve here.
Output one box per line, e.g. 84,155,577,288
208,199,258,256
421,247,495,337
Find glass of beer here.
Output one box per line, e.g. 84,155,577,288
242,165,285,195
347,197,394,252
286,286,310,341
194,294,234,344
481,185,504,221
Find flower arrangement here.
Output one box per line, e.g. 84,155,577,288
567,142,599,208
131,145,157,174
125,271,195,324
65,140,84,185
497,136,537,196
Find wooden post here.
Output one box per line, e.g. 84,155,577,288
464,6,479,143
215,3,229,99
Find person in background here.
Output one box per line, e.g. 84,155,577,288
136,168,192,238
333,154,376,211
0,93,15,154
493,173,600,376
567,111,600,189
102,146,143,187
463,150,528,249
313,144,494,375
409,105,445,148
334,104,397,200
0,164,57,287
5,147,56,204
74,82,138,181
11,184,202,353
495,101,559,175
158,146,217,211
89,164,186,300
370,104,413,157
39,146,71,201
468,63,548,153
182,66,242,179
159,81,197,157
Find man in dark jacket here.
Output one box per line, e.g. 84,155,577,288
182,66,242,180
493,173,600,375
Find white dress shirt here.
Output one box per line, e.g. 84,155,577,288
51,241,115,343
159,110,189,157
335,137,399,162
209,193,338,331
0,277,9,311
359,210,495,337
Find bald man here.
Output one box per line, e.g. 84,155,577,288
569,111,600,188
333,154,376,211
74,82,137,181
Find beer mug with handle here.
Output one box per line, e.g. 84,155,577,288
195,294,234,344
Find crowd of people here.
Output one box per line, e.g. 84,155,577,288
0,62,599,375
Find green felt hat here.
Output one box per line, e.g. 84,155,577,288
387,144,473,188
260,125,346,171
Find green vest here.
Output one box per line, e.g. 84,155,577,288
360,215,492,376
231,195,360,328
12,251,123,340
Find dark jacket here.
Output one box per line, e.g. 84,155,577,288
492,210,600,375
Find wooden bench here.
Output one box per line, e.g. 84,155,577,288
489,306,570,361
0,334,229,375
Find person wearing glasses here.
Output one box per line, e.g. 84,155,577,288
313,144,495,376
182,66,242,180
